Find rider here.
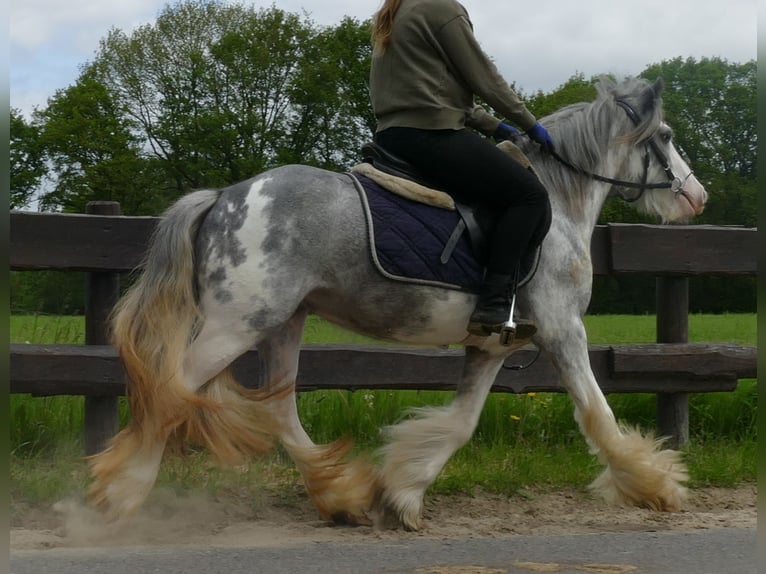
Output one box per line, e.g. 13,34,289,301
369,0,554,338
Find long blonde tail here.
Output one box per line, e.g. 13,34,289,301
112,189,222,443
88,190,274,517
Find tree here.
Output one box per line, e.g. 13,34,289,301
640,57,756,226
22,1,375,216
524,72,598,120
10,108,45,210
282,17,374,169
96,0,259,193
642,58,758,313
93,2,373,195
35,66,163,214
18,5,755,313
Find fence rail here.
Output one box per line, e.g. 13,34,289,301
11,342,755,396
10,210,756,275
10,205,758,454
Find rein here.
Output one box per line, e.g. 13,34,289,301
547,98,692,203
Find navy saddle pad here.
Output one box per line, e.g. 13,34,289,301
351,172,483,291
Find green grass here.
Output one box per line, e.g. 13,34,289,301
10,314,86,344
10,313,757,507
583,312,757,345
10,312,755,345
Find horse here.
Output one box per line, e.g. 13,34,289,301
88,76,707,531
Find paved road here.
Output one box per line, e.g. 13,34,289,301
11,527,755,574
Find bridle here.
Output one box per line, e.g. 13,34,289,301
548,98,694,203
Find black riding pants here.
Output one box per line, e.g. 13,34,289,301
376,127,551,278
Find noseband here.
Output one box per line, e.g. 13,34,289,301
548,98,693,203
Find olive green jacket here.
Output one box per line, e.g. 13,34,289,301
370,0,537,135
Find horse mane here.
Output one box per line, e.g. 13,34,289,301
518,76,664,214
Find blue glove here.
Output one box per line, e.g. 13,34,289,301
526,122,555,153
493,122,520,141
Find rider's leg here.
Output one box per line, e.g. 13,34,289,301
376,127,551,336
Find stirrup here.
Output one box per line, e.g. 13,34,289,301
466,318,506,338
497,274,536,346
499,319,516,346
468,265,536,345
499,319,537,346
467,316,536,345
499,280,519,346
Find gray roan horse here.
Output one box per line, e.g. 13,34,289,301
89,77,707,530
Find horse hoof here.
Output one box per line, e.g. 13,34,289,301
370,508,401,530
369,495,398,530
371,496,424,531
330,510,373,527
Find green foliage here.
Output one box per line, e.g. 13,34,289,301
12,10,756,315
10,314,86,343
10,108,46,209
10,314,756,502
523,72,598,119
11,396,86,457
91,1,373,206
281,17,375,168
641,58,755,178
640,57,756,227
34,67,166,214
436,441,597,495
588,274,757,315
10,272,87,315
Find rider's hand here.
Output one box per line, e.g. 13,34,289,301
493,122,520,141
526,122,555,153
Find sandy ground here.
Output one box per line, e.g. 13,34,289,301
10,484,756,551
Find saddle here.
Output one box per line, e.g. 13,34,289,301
357,142,491,265
355,140,546,270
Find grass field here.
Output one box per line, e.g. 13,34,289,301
10,313,757,507
9,312,758,346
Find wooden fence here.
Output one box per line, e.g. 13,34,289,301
10,202,757,455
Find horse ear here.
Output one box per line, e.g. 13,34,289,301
638,77,663,114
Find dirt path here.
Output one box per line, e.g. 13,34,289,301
11,484,756,551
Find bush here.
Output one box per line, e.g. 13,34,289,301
10,271,87,315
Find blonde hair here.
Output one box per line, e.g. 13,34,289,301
371,0,402,51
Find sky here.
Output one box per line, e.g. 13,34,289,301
10,0,758,118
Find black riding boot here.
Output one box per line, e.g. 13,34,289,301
467,272,537,341
467,273,512,336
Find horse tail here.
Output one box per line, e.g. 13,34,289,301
89,189,280,517
111,189,222,441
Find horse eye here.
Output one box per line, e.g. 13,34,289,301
660,131,672,144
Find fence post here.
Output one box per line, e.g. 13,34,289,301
84,201,121,455
655,276,689,448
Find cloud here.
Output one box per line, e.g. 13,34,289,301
472,0,756,93
10,0,167,113
9,0,757,116
11,0,161,52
